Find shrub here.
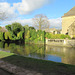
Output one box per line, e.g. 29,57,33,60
45,33,71,39
5,32,10,40
25,29,45,43
17,31,24,40
0,42,4,48
5,32,17,40
0,32,4,40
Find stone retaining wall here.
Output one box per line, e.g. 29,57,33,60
46,39,75,47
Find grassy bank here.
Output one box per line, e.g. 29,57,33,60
0,51,75,75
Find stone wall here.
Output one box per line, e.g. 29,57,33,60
46,39,75,47
62,16,75,35
68,21,75,38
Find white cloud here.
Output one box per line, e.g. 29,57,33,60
2,19,33,26
2,18,62,29
0,0,62,29
49,18,62,29
0,0,50,21
0,2,17,21
13,0,50,15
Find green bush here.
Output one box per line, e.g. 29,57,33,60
60,34,71,39
5,23,24,36
4,32,18,40
30,30,37,41
0,32,4,40
0,42,4,48
5,25,11,31
25,30,30,43
17,31,24,40
45,33,71,39
24,29,45,43
5,32,10,40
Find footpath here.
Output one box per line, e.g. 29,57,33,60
0,60,42,75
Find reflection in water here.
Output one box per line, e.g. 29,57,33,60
46,45,75,65
0,42,75,65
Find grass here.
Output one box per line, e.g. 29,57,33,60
0,51,14,58
0,51,75,75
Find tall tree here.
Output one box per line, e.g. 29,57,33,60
5,22,23,36
32,14,50,30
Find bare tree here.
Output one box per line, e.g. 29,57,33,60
32,14,50,30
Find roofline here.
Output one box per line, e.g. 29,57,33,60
62,15,75,18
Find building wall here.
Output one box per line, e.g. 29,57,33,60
62,16,75,35
68,21,75,38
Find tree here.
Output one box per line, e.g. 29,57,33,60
32,14,50,30
5,22,23,36
11,22,23,35
29,26,35,30
5,25,11,31
23,25,29,30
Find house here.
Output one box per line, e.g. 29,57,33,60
62,6,75,37
68,21,75,38
45,28,62,34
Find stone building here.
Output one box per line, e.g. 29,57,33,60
62,6,75,37
68,21,75,38
45,28,62,34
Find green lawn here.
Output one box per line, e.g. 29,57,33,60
0,51,75,75
0,51,14,58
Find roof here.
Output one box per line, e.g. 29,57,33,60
62,6,75,17
44,28,62,33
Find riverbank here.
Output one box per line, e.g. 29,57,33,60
0,51,75,75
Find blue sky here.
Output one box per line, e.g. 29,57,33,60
0,0,75,28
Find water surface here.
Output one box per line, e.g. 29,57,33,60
0,42,75,65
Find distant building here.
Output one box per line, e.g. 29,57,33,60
62,6,75,37
45,28,62,34
44,28,56,33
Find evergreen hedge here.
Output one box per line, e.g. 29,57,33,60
45,33,71,39
0,32,4,40
25,29,45,43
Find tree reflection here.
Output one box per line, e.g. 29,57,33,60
0,42,75,65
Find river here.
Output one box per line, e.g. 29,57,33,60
0,42,75,65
